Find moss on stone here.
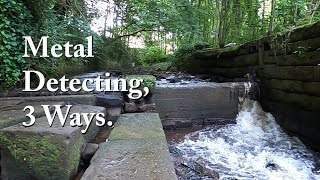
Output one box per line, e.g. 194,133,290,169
0,131,83,179
125,75,156,94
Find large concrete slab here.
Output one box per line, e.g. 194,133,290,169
82,113,177,180
0,104,106,180
154,82,244,129
109,113,165,141
81,139,177,180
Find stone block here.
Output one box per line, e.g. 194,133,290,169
314,66,320,81
268,89,313,110
0,104,106,179
95,93,123,107
106,107,122,122
264,65,315,81
81,139,177,180
0,119,84,180
0,101,65,129
154,83,241,128
109,113,165,141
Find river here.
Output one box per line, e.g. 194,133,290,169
168,98,320,180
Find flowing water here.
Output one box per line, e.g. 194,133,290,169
172,98,320,180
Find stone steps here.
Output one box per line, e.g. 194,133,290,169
81,113,177,180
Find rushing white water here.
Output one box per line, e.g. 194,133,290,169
176,99,320,180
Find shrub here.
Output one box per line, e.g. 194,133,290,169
139,46,168,65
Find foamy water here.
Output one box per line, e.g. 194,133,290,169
176,99,320,180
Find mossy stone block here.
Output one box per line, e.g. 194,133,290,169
0,130,83,180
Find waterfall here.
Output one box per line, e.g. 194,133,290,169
176,99,320,180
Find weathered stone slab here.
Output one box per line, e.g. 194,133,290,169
109,113,165,141
0,104,106,179
265,50,320,66
81,139,177,180
0,111,84,180
263,65,316,81
154,83,242,129
0,95,97,106
82,113,177,180
0,101,66,129
0,99,22,110
264,79,320,97
266,88,320,111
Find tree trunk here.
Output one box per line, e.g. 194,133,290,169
269,0,276,35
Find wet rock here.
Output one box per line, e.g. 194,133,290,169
106,107,122,122
96,93,123,108
156,74,167,80
225,43,237,48
166,76,181,83
198,74,212,81
181,160,220,180
138,104,147,112
81,143,99,161
124,102,138,113
265,162,281,170
168,146,183,156
145,103,156,111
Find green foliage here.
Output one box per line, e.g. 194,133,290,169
152,61,172,71
171,45,196,71
0,0,32,88
139,46,168,65
29,14,94,77
93,37,138,70
0,0,138,89
125,75,156,93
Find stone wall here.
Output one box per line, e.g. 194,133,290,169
185,22,320,150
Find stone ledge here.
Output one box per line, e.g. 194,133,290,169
0,101,66,129
82,113,177,180
0,95,97,106
81,139,177,180
109,113,165,141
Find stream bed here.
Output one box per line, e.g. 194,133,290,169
166,99,320,180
